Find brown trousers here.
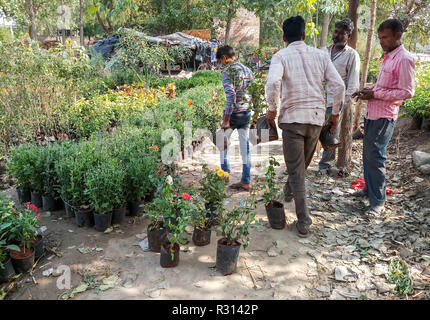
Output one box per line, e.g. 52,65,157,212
280,123,322,230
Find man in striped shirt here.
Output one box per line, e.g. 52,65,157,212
217,45,254,191
352,19,415,216
266,16,345,237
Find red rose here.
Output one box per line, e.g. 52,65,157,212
84,116,89,121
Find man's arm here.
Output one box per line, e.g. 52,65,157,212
373,58,415,101
345,51,360,104
324,57,345,115
221,70,236,129
265,54,284,120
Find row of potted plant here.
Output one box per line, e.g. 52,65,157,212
8,127,162,232
143,165,262,276
0,196,43,282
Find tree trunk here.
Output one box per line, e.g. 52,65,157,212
96,10,110,34
353,0,377,132
161,0,166,11
224,0,235,45
80,0,84,47
27,0,37,40
347,0,359,49
337,0,360,172
319,13,331,48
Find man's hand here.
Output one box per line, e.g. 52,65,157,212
266,110,276,127
352,88,375,101
221,115,231,130
328,114,340,134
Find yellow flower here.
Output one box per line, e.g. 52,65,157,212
215,167,220,171
217,170,225,177
187,99,193,106
224,172,230,179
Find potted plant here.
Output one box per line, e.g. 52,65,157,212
28,145,45,208
86,158,125,232
55,141,77,218
161,213,190,268
199,165,229,227
143,176,172,253
262,157,285,229
125,153,159,217
0,240,19,283
8,145,33,204
21,203,44,259
68,141,99,227
41,143,63,212
4,212,39,273
191,199,212,247
216,193,258,276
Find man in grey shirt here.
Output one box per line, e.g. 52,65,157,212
318,18,360,176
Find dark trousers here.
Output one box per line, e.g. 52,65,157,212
281,123,322,230
363,118,396,208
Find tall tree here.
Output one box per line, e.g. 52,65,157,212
224,0,235,44
319,12,331,47
353,0,377,131
336,0,359,172
80,0,84,47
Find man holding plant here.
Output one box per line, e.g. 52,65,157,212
266,16,345,237
216,45,254,192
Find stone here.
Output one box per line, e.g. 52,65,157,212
374,264,388,276
358,239,370,248
122,273,138,288
42,268,54,277
412,151,430,168
418,164,430,175
334,266,358,282
373,280,396,294
316,285,331,293
414,177,424,183
275,240,287,249
138,238,150,252
267,247,278,257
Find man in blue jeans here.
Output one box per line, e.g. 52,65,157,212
216,45,254,191
352,19,415,215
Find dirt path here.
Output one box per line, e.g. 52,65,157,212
2,123,430,300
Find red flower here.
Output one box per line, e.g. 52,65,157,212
421,84,425,88
84,116,89,121
91,112,95,116
34,214,41,219
182,193,191,201
29,204,38,212
26,202,31,206
153,145,158,150
12,208,16,212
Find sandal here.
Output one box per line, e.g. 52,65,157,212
294,222,310,238
229,183,250,192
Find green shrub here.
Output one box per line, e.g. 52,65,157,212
8,144,35,191
402,62,430,119
86,158,126,214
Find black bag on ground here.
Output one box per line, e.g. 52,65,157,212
249,115,279,145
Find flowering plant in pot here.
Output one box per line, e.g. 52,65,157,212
1,210,39,273
86,158,126,231
216,191,258,276
262,157,285,229
7,145,34,204
199,165,229,227
190,196,212,246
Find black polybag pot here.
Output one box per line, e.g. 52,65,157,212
160,243,180,268
127,200,144,216
30,192,43,208
319,124,340,151
147,225,168,253
192,227,211,246
42,195,58,212
10,247,35,274
216,238,241,276
249,115,279,145
17,188,31,204
265,201,286,229
64,201,75,218
32,235,44,259
0,257,16,283
112,206,126,225
75,208,95,228
93,212,113,232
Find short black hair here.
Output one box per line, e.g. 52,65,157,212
283,16,305,43
216,45,235,60
335,18,354,35
378,19,404,35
